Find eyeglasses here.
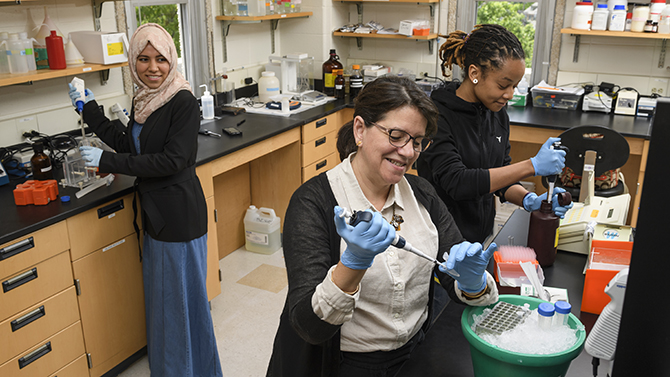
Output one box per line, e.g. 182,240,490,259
370,122,432,152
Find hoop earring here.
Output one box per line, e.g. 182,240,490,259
472,78,478,84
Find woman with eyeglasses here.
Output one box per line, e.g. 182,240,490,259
417,24,573,244
266,75,499,377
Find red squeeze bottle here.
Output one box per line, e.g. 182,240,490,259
45,30,66,70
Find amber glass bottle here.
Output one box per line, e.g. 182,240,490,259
31,143,54,180
322,49,342,96
334,69,345,99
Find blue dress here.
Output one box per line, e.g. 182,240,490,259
134,122,223,377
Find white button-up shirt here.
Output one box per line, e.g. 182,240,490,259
311,154,440,352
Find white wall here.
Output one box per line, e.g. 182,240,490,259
557,2,670,95
0,0,130,148
212,0,446,89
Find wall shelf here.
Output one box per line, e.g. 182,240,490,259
333,31,438,53
336,0,440,2
0,62,128,87
560,28,669,67
215,12,313,62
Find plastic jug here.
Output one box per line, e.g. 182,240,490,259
258,71,280,103
244,205,281,254
6,33,29,74
45,30,66,69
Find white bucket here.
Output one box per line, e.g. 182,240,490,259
244,205,281,254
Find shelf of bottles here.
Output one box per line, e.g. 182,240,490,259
0,62,128,87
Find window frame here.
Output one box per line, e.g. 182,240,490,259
124,0,209,95
455,0,556,86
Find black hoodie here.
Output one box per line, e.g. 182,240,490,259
417,81,520,243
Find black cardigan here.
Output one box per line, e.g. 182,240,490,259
83,90,207,242
266,172,466,377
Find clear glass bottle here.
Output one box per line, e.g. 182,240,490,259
292,0,301,12
537,302,555,330
265,0,275,15
554,301,571,327
31,143,54,181
237,0,249,16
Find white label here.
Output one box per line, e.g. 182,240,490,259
246,230,269,245
103,238,126,252
40,166,52,173
108,213,116,220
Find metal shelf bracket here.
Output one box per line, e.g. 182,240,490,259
659,39,667,68
572,34,580,63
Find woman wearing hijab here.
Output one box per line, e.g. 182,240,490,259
68,23,222,376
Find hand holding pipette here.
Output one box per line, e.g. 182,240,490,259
337,207,459,277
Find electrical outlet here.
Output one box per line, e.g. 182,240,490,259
650,78,668,95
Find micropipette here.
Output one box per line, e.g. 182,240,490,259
338,208,460,277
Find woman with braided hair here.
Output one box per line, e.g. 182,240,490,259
417,24,573,244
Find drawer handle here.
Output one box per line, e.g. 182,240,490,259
0,237,34,261
18,341,51,369
3,268,38,293
98,199,124,219
316,160,328,170
315,137,326,147
11,306,46,332
316,118,327,128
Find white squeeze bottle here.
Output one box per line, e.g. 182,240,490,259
200,84,214,120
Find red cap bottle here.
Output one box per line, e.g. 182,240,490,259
45,30,66,70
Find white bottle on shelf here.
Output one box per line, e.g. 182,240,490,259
650,0,667,22
609,4,627,31
592,3,610,31
660,5,670,33
572,1,595,30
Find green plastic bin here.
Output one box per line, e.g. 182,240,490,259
461,295,586,377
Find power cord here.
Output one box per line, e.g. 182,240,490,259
592,356,600,376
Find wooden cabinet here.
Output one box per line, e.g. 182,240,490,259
67,194,145,377
197,162,222,301
0,222,84,377
301,109,353,182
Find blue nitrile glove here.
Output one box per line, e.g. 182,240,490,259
523,188,574,219
440,242,497,293
79,146,103,168
530,137,566,176
333,206,396,270
68,84,95,112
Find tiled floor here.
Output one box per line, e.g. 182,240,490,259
117,246,288,377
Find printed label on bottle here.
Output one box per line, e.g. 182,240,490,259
324,73,335,88
335,84,343,89
40,166,52,173
246,230,269,245
350,78,363,88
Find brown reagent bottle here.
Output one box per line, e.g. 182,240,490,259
527,191,572,267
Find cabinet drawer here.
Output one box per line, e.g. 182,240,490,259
67,194,136,261
48,354,88,377
301,130,337,167
302,113,339,143
0,321,85,377
1,286,79,364
302,152,339,183
0,222,69,283
0,251,73,322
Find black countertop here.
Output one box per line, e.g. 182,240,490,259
507,106,653,139
0,101,652,246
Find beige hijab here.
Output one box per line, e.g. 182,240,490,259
129,23,192,124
